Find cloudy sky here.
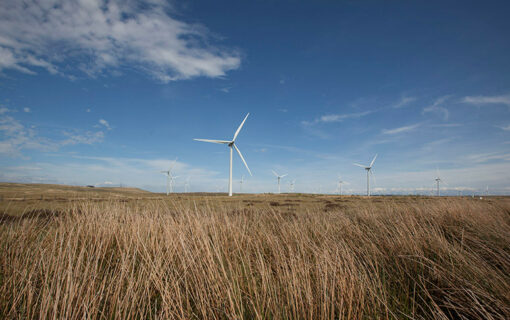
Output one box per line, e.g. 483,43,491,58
1,0,510,195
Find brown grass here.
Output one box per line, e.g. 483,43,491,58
1,185,510,319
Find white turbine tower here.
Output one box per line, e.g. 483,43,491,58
353,154,378,196
272,170,287,194
161,158,179,195
184,177,191,193
194,113,252,197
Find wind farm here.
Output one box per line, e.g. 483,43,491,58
1,1,510,319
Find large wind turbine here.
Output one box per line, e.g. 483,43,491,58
161,158,179,195
194,113,252,196
353,154,377,196
272,170,287,194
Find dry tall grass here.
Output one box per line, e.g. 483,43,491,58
1,197,509,319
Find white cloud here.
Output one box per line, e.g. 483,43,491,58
220,87,231,93
98,119,111,130
61,131,105,146
0,0,240,82
467,152,510,163
462,94,510,107
393,96,416,108
422,96,450,120
302,110,372,126
86,108,91,113
0,109,107,157
498,124,510,131
382,123,420,135
0,112,57,157
23,107,30,113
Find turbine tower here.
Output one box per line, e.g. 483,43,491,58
194,113,252,196
353,154,377,196
161,158,179,195
435,177,442,196
184,177,190,193
272,170,287,194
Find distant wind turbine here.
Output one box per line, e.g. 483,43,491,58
353,154,378,196
161,158,179,195
272,170,287,194
434,169,447,196
240,175,244,193
337,176,344,195
194,113,252,196
289,180,295,193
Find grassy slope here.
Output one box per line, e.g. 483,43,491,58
1,183,509,319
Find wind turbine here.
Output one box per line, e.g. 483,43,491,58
434,169,447,196
272,170,287,194
240,175,244,193
161,158,179,195
337,176,344,195
194,113,252,196
289,180,295,193
353,154,378,196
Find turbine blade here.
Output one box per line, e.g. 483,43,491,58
353,163,366,168
370,154,378,167
234,144,252,176
194,139,231,144
233,113,250,141
281,174,288,178
169,157,178,171
272,170,279,177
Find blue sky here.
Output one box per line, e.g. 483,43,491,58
1,0,510,195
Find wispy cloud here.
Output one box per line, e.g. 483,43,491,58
0,110,57,157
421,138,453,152
462,94,510,107
497,124,510,131
382,123,421,135
98,119,112,130
0,0,240,82
422,96,450,120
61,131,105,146
23,107,31,113
467,152,510,163
0,108,107,157
430,123,461,128
220,87,232,93
302,110,372,126
393,96,416,109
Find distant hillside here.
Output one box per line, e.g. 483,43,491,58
0,182,151,199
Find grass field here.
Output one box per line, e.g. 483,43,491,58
1,183,509,319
